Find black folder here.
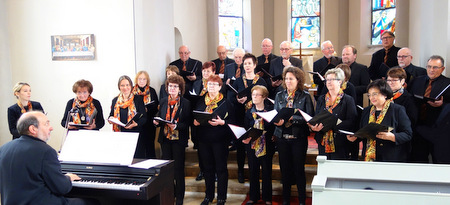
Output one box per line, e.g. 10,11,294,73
272,107,296,123
413,84,450,102
180,70,195,77
227,84,253,99
241,127,264,141
153,117,174,125
255,63,271,77
307,110,340,132
193,110,217,126
354,123,392,140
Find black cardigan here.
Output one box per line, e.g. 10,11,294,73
109,95,147,132
60,98,105,130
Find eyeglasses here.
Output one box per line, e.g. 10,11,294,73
178,52,190,55
426,65,443,70
367,92,380,97
77,91,89,95
323,46,334,50
381,36,394,40
251,93,263,97
386,79,400,83
262,45,272,48
325,78,340,82
168,85,179,88
280,48,291,51
397,55,410,59
207,82,220,87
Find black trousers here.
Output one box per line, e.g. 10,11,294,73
161,141,186,203
236,140,246,173
135,122,157,159
198,141,229,200
245,144,273,202
277,137,307,204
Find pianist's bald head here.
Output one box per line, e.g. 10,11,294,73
17,111,53,142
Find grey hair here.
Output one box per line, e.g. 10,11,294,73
325,68,345,83
321,40,332,50
17,112,39,136
279,41,292,49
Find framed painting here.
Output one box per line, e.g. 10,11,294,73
51,34,95,61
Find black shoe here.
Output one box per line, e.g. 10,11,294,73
245,200,254,205
228,144,237,151
238,172,245,183
217,199,226,205
195,171,204,181
200,198,212,205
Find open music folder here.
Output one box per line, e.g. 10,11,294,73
59,130,139,166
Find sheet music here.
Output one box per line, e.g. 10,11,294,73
299,109,313,122
228,124,247,139
255,109,278,122
128,159,169,169
189,89,197,96
59,130,139,165
437,84,450,99
108,117,126,127
308,71,325,81
267,98,275,104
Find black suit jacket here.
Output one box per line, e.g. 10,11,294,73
313,56,342,96
212,57,235,74
257,53,278,65
223,62,243,82
0,135,72,204
403,63,427,85
349,62,371,106
109,95,147,132
314,94,358,159
7,101,44,139
368,45,400,80
393,89,418,127
269,56,303,77
408,75,450,126
169,58,202,92
60,98,105,130
360,103,412,162
156,97,192,146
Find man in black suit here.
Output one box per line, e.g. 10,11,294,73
368,30,400,80
313,40,342,98
342,45,370,106
169,45,202,95
0,111,92,205
408,55,450,163
397,47,427,85
268,41,302,98
224,47,245,85
212,45,234,77
257,38,278,65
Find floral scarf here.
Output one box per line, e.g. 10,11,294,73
132,85,152,105
72,96,96,124
204,93,224,113
392,87,404,100
112,93,136,132
200,78,208,96
164,95,180,140
321,89,344,153
243,74,260,111
251,112,266,157
286,89,297,108
17,100,32,113
365,99,392,161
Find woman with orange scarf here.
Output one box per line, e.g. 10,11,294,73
193,75,234,205
153,75,191,205
8,82,44,139
108,75,146,132
309,68,357,160
61,79,105,131
132,71,159,159
347,79,412,162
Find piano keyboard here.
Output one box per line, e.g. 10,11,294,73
72,177,149,191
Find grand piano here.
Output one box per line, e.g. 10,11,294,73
61,160,174,205
59,130,174,205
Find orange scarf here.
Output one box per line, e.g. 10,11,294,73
164,95,180,140
200,78,208,96
112,93,137,132
243,74,260,111
132,85,152,105
17,100,32,113
365,99,392,161
392,88,404,100
321,89,344,153
205,93,224,113
71,96,96,124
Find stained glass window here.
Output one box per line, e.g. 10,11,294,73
218,0,243,50
291,0,321,49
371,0,396,45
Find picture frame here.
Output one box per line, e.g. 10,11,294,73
51,34,95,61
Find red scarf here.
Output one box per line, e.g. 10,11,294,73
164,95,180,140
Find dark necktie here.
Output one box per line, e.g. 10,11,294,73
327,57,331,65
384,49,389,64
265,56,269,63
424,78,434,97
235,65,241,78
182,61,187,71
219,60,225,74
420,78,435,120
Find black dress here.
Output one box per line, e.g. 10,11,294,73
134,86,159,159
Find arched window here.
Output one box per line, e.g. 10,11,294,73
291,0,321,49
218,0,243,50
371,0,396,45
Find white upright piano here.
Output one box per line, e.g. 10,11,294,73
312,156,450,205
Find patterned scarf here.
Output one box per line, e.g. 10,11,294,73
17,100,32,113
286,89,297,108
205,93,224,113
200,78,208,96
365,99,392,161
113,93,137,132
132,85,152,105
251,112,266,157
164,95,180,140
392,87,404,100
71,96,96,124
243,74,260,111
321,89,344,153
341,81,348,90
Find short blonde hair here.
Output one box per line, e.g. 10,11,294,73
251,85,269,98
13,82,30,98
135,71,150,86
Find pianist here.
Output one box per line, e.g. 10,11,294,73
0,111,95,205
